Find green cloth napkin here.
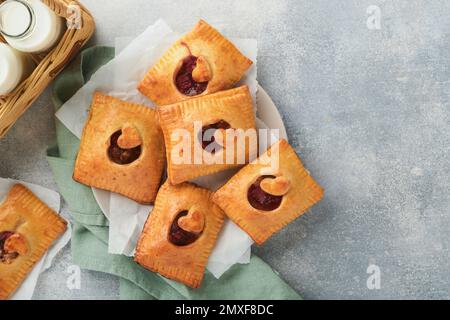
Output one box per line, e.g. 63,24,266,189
47,46,301,300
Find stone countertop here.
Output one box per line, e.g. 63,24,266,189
1,0,449,299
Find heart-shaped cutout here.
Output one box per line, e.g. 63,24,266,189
117,123,142,149
177,206,205,234
4,233,28,256
260,175,291,196
192,56,212,83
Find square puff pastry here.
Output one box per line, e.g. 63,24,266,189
0,184,67,300
158,85,257,185
135,182,225,288
138,19,253,105
212,139,324,245
73,92,165,204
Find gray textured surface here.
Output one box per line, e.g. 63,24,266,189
0,0,449,299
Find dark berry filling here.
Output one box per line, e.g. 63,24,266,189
247,176,283,211
168,211,201,246
198,120,231,153
107,130,141,165
175,55,208,96
0,231,19,264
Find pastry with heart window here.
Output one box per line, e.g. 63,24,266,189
0,184,67,300
135,182,225,288
158,85,257,185
73,92,165,204
138,19,253,105
212,139,324,245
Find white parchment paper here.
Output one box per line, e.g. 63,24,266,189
55,19,258,278
0,178,71,300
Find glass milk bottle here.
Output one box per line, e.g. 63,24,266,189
0,0,65,53
0,43,35,95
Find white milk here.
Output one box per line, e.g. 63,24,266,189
0,43,35,95
0,0,65,53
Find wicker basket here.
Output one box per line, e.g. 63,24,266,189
0,0,95,138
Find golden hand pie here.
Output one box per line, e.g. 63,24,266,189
138,19,253,105
0,184,67,300
157,85,257,185
135,182,225,288
73,92,165,204
212,139,324,245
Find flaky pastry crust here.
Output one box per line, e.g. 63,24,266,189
0,185,67,300
212,139,324,244
138,19,253,105
157,85,257,185
135,182,225,288
73,92,165,204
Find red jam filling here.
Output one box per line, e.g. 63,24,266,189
198,120,231,153
175,55,208,96
247,176,283,211
0,231,19,264
107,130,141,165
169,211,201,246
